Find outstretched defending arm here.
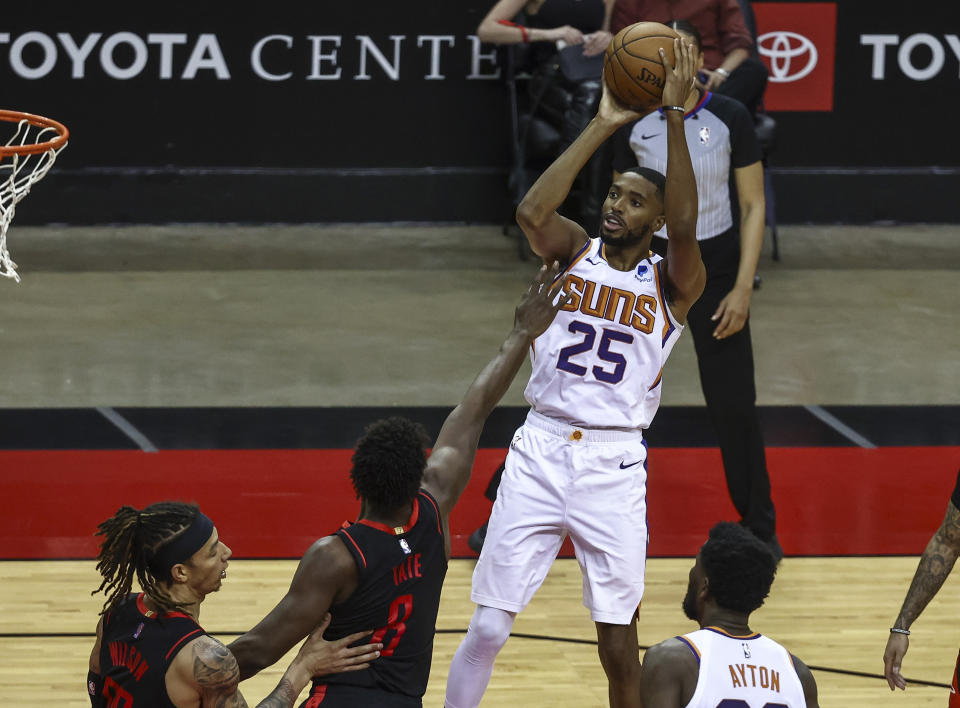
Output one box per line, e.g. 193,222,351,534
516,88,645,264
883,497,960,691
176,620,373,708
228,540,381,680
421,263,571,538
659,38,706,324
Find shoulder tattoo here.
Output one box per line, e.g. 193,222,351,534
192,638,241,692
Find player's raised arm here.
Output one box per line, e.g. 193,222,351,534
660,38,706,322
421,263,571,528
516,84,644,264
227,539,382,680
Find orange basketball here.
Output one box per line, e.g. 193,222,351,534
603,22,680,111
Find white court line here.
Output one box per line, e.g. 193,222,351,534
96,407,158,453
803,405,877,450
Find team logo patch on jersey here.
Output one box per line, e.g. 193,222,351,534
699,126,710,144
399,538,412,555
741,642,751,659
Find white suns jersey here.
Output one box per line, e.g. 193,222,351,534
524,238,683,430
678,627,807,708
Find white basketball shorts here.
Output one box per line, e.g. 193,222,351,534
471,410,649,625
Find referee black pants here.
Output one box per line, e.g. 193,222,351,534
652,230,777,541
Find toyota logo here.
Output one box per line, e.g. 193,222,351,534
758,31,818,82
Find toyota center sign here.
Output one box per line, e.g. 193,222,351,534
754,2,837,111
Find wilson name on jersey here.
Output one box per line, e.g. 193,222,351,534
524,238,683,430
678,627,807,708
97,593,206,708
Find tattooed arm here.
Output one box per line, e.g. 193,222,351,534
883,500,960,690
171,620,366,707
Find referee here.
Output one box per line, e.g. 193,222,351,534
612,19,779,558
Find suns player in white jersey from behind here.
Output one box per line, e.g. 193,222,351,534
640,522,818,707
445,39,706,708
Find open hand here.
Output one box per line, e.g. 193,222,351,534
883,632,909,691
700,67,726,91
515,261,573,338
711,285,751,339
294,614,383,678
597,80,648,126
660,37,698,109
550,25,584,46
582,30,612,57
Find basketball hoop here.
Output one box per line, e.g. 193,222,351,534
0,110,69,283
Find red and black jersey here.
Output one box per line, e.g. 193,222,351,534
309,489,447,703
97,593,206,707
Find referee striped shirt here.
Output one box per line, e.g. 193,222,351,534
612,91,762,241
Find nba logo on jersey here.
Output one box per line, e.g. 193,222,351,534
741,642,751,659
88,680,96,695
399,539,412,555
699,126,710,144
133,622,144,639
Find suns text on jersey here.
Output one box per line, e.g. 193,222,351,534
561,274,658,335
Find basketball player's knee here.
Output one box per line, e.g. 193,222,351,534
464,606,515,660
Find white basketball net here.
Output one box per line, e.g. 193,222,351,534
0,120,67,283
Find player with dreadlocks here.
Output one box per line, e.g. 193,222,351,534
87,501,382,708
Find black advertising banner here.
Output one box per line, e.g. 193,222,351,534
1,1,958,223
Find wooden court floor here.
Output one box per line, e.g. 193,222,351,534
1,556,958,706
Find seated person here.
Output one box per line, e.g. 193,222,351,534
478,0,616,231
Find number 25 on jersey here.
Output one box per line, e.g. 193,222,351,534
557,321,634,385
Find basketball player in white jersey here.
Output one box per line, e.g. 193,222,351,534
640,522,818,707
445,39,706,708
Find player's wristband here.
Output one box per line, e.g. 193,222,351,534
715,67,730,77
889,627,910,635
497,19,530,43
662,105,686,113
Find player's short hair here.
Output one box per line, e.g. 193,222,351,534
351,417,429,512
700,522,777,614
621,166,666,203
667,19,703,52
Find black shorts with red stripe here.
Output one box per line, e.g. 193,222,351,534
301,682,422,708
